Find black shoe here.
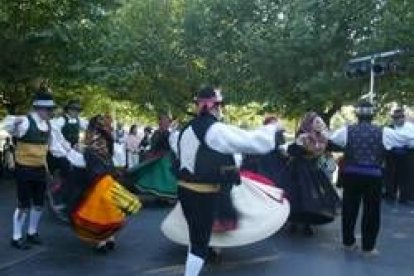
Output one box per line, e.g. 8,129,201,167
11,238,31,250
105,240,115,251
94,244,108,254
303,225,314,236
27,233,43,245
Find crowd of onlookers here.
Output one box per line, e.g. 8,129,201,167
113,122,155,168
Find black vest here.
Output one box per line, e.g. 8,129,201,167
177,114,240,184
61,115,80,146
17,115,50,145
344,122,384,167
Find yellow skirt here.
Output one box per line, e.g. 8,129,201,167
71,175,141,243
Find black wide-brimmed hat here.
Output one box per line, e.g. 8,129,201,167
32,91,56,109
354,100,375,116
64,100,82,111
193,86,223,103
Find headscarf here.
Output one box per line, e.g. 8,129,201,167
84,114,114,159
297,111,328,156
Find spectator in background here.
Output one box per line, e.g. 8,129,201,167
138,126,152,161
3,136,15,176
126,124,141,168
148,114,171,158
114,122,126,144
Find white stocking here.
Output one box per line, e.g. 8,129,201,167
184,252,204,276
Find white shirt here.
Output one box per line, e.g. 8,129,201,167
50,115,88,132
1,112,49,138
0,112,86,165
50,130,127,168
392,121,414,148
168,130,179,154
170,122,281,155
48,116,88,158
49,128,85,166
169,120,282,174
329,123,414,150
205,122,280,154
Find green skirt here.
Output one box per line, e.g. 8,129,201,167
128,152,178,199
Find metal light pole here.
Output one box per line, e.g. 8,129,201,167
348,49,403,103
369,57,375,103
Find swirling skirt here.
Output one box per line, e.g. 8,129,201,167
71,175,141,243
280,158,340,225
161,171,290,248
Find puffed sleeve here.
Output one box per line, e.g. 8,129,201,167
1,115,29,138
204,122,281,155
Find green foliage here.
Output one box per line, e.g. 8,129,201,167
0,0,121,112
54,85,157,124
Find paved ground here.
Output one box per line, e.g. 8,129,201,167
0,178,414,276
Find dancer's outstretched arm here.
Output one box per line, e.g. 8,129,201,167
205,122,283,155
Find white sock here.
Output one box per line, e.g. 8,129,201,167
28,208,42,235
13,209,27,240
184,252,204,276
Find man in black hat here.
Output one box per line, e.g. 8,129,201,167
329,101,413,256
1,90,56,249
169,87,283,276
47,100,88,216
48,100,87,169
50,100,88,148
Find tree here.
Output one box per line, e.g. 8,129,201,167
1,0,413,122
0,0,121,113
367,0,414,106
246,0,386,121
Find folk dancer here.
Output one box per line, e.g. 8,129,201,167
330,101,414,256
2,91,56,249
169,87,284,276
